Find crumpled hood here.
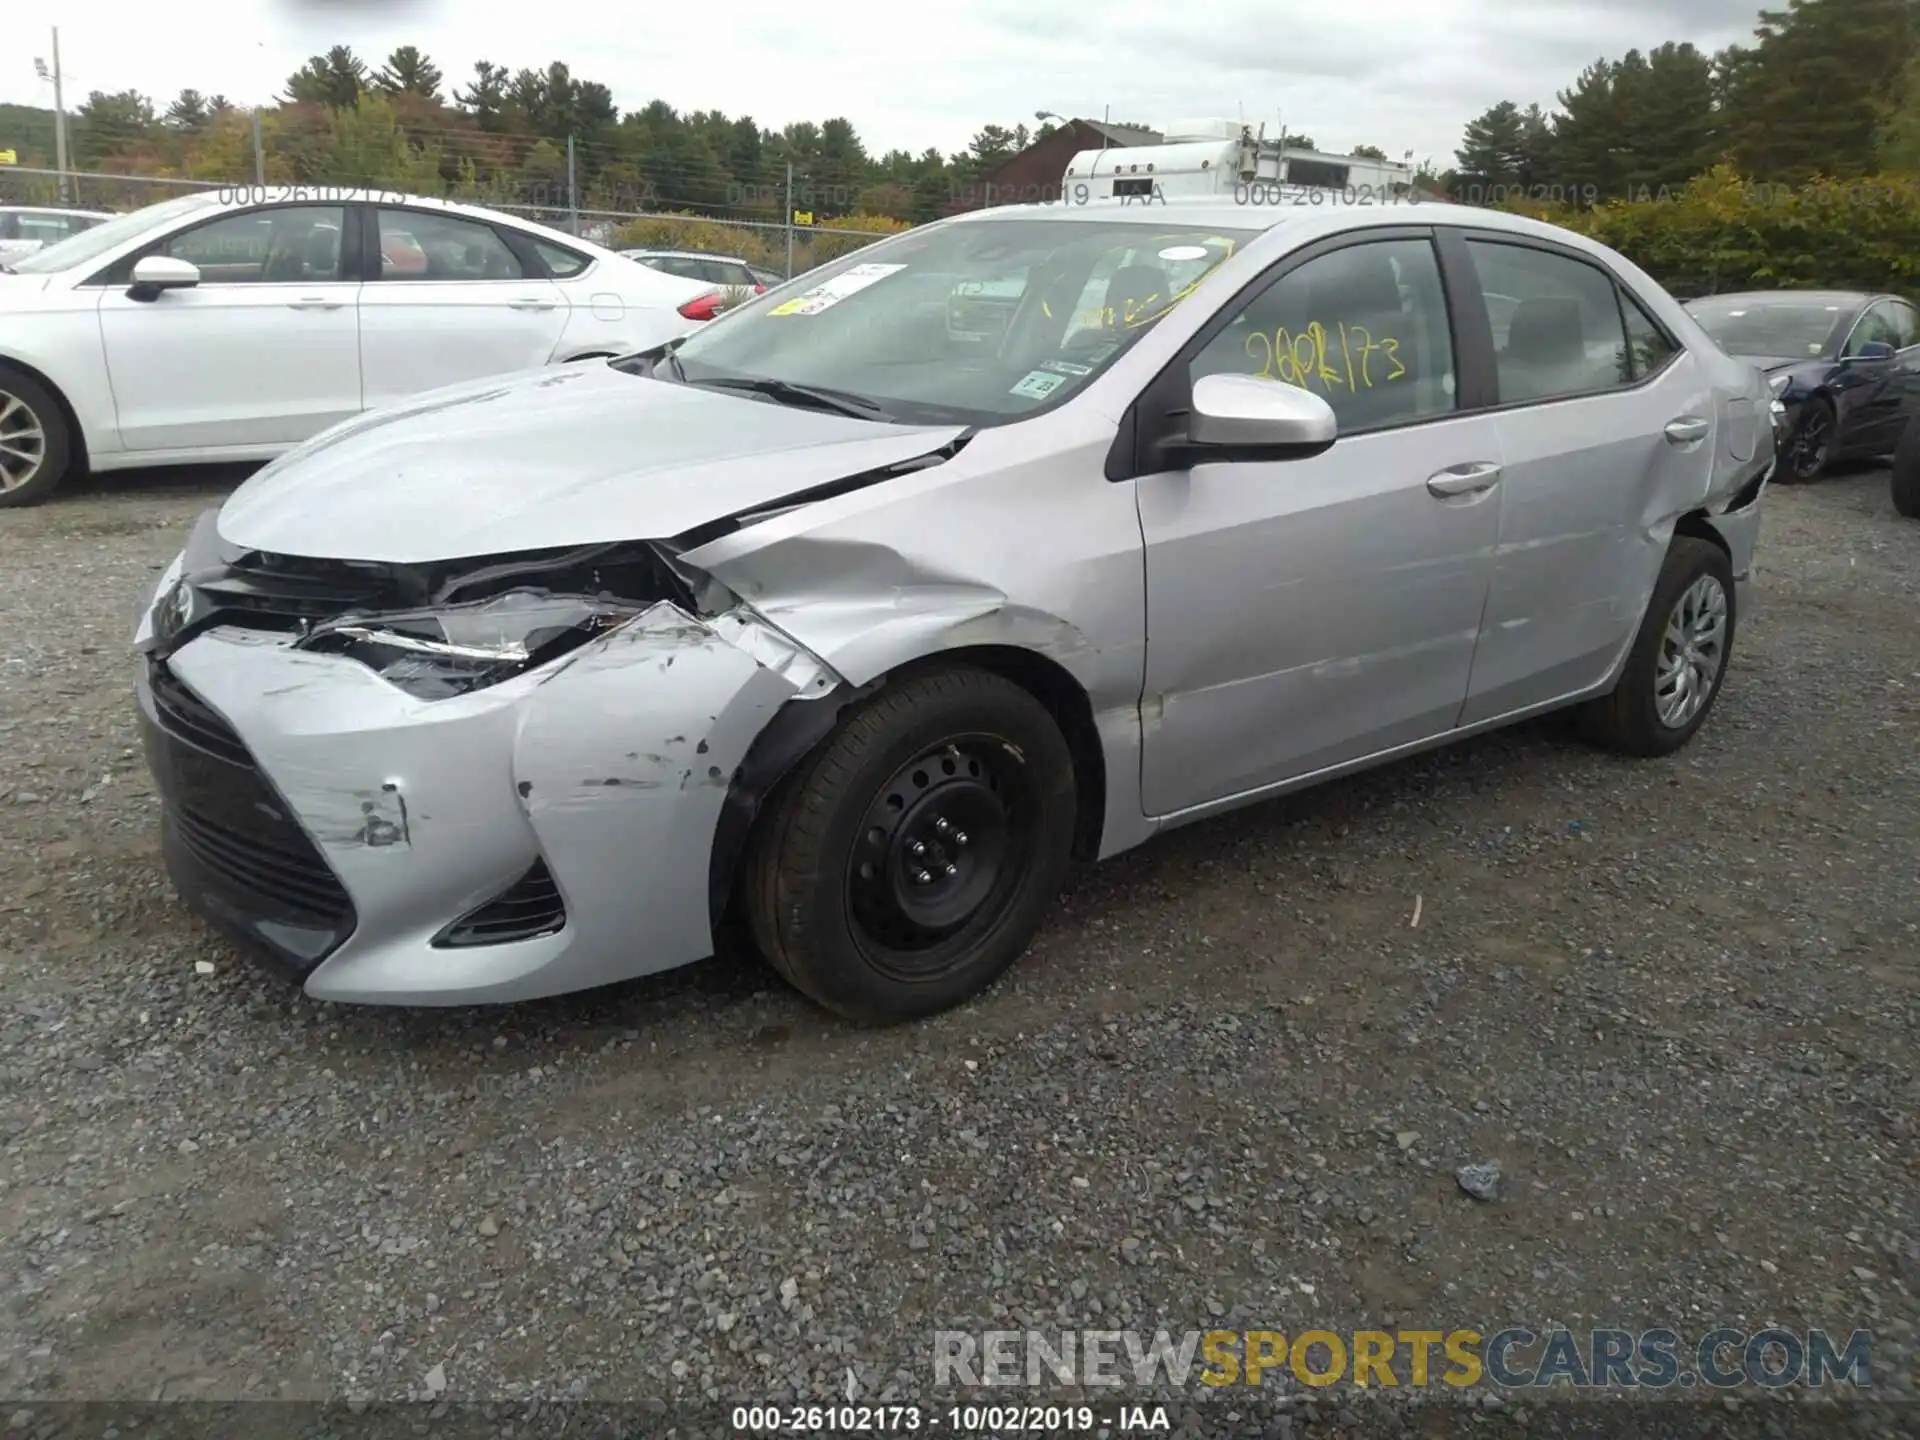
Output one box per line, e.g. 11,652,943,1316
217,362,967,563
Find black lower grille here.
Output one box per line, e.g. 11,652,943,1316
148,660,253,768
172,804,353,921
143,664,357,975
434,861,566,947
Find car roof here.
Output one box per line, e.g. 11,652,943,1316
632,248,750,263
1688,289,1874,307
0,204,115,219
134,188,614,254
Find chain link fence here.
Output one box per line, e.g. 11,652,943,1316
0,165,903,278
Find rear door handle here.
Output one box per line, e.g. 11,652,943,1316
509,298,558,311
1426,462,1502,497
1665,417,1711,445
287,297,346,311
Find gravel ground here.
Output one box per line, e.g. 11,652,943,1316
1,464,1915,1436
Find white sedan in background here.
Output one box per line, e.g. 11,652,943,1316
0,188,715,506
0,205,117,264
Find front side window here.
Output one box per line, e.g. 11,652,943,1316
1467,239,1631,403
161,205,346,284
1843,303,1901,356
660,218,1253,426
376,209,522,280
1189,237,1457,433
1889,300,1920,350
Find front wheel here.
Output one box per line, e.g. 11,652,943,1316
1577,537,1736,757
1779,398,1835,483
0,368,73,509
743,667,1078,1024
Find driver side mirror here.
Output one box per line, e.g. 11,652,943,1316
1188,373,1338,458
1846,339,1896,364
128,255,201,302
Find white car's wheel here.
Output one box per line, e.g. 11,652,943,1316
0,368,72,509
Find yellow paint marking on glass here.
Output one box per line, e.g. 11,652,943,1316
1244,319,1406,388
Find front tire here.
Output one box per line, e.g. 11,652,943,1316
1578,537,1736,757
0,367,72,508
1892,418,1920,518
743,667,1077,1024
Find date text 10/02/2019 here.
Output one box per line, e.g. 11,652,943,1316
730,1403,1170,1432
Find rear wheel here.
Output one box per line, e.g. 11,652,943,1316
0,368,72,509
1780,397,1835,483
743,667,1077,1024
1577,537,1736,757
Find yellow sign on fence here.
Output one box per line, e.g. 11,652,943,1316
0,149,17,165
792,209,813,225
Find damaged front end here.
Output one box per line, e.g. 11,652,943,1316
134,509,852,1005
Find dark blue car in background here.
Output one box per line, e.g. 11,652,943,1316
1686,290,1920,483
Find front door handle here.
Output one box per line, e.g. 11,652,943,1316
1426,462,1502,497
509,298,558,311
287,297,346,311
1665,416,1711,445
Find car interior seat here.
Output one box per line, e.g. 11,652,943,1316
1500,297,1589,401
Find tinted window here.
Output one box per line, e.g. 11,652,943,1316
646,255,703,279
1890,300,1920,349
534,240,589,278
1189,237,1456,433
1844,302,1902,356
376,209,522,280
1467,240,1631,402
161,206,346,283
1620,290,1679,381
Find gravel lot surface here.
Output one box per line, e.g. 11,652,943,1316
1,465,1914,1436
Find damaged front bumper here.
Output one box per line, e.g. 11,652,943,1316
137,596,836,1005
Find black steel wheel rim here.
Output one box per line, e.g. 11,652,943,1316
1789,409,1831,477
844,735,1036,981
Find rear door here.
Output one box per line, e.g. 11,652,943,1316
1835,298,1920,453
356,205,570,411
1451,230,1714,723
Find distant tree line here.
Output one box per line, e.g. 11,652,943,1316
1450,0,1920,203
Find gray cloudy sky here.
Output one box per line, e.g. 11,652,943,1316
4,0,1765,164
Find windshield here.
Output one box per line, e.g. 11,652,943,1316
1687,298,1849,359
659,217,1254,425
8,194,213,274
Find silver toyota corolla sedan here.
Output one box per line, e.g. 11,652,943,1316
134,195,1774,1022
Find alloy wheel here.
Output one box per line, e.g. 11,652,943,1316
0,389,46,494
1654,574,1729,729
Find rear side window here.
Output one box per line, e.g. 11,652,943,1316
1466,239,1630,403
1619,291,1679,380
534,240,589,278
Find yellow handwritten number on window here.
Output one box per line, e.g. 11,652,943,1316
1243,321,1405,388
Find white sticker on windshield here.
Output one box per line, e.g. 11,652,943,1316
1159,244,1209,261
1010,370,1067,400
768,262,908,316
1042,358,1094,376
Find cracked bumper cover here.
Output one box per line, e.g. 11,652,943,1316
138,600,834,1004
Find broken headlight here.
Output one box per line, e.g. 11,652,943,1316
296,591,643,700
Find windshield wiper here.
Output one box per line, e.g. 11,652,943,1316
685,375,889,421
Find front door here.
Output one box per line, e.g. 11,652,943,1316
97,204,361,451
1134,233,1504,817
356,206,570,411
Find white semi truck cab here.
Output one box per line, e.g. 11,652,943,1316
1061,119,1415,205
